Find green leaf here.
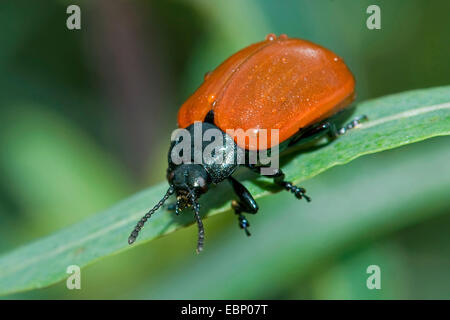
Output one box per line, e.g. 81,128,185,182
133,136,450,299
0,86,449,295
309,212,450,300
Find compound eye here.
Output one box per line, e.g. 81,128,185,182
167,170,175,183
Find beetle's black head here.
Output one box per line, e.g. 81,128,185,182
128,163,209,253
167,164,210,200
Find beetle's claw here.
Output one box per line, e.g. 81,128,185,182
282,182,311,202
339,115,368,135
236,213,252,236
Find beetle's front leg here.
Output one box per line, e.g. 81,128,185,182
228,176,259,236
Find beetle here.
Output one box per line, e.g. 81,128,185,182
128,34,367,253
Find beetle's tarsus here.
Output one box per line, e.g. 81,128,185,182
338,115,368,135
231,200,253,236
228,177,258,236
238,213,251,236
268,169,311,202
281,181,311,202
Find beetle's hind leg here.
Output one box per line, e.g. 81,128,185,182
337,115,368,135
288,114,368,147
228,176,259,236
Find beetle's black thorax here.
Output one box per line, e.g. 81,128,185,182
168,122,244,184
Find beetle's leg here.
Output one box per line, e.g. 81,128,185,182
228,176,259,236
288,121,337,147
248,165,311,202
337,115,368,135
288,115,368,147
272,169,311,202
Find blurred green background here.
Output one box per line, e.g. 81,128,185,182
0,0,449,299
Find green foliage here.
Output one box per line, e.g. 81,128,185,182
135,135,450,299
0,0,449,301
0,86,449,296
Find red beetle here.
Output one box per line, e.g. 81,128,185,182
129,34,366,252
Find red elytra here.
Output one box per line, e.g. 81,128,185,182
178,34,355,150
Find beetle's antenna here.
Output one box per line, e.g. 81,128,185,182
128,186,174,245
191,194,204,254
